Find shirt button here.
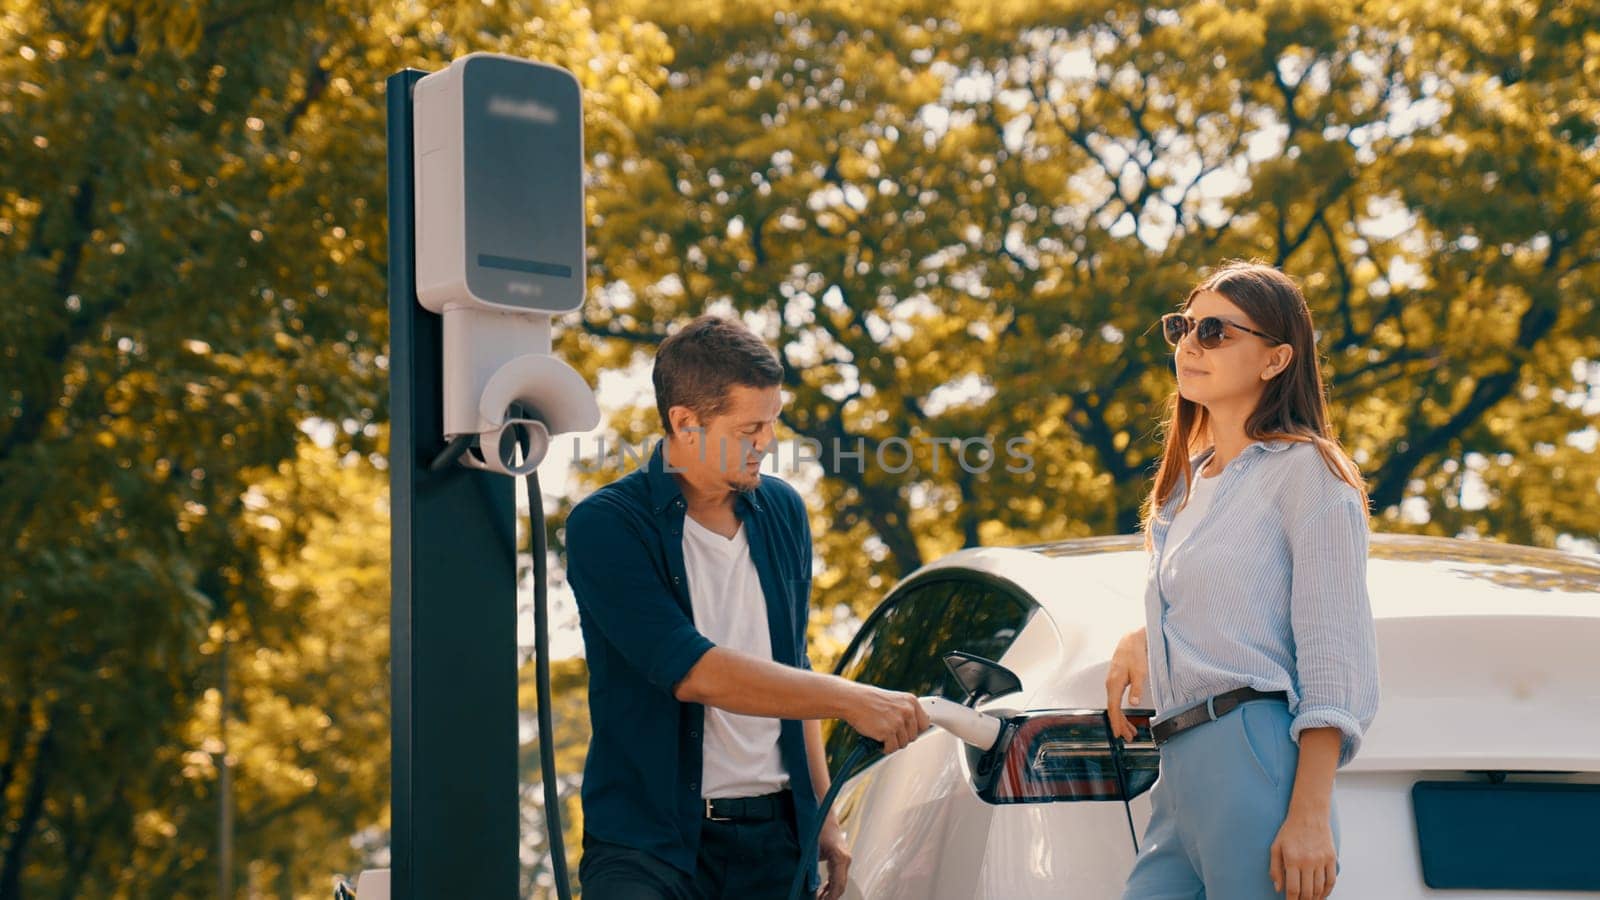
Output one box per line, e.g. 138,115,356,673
672,575,682,584
689,781,699,792
689,730,700,739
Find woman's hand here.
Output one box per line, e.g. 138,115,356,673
1272,726,1343,898
1270,806,1338,899
1105,627,1148,742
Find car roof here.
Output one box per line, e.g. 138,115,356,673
905,534,1600,631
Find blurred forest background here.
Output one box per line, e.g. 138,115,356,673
3,0,1598,896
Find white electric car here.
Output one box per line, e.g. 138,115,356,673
824,534,1600,898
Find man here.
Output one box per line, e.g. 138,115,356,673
565,315,929,900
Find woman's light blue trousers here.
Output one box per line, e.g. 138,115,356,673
1122,699,1341,899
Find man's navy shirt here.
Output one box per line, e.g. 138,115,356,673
564,440,819,880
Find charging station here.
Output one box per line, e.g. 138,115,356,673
369,53,600,900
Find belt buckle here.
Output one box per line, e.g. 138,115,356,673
704,798,732,823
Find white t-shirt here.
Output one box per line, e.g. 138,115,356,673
681,515,790,799
1165,458,1224,556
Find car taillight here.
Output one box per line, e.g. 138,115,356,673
979,710,1158,804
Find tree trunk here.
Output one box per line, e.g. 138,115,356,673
0,721,56,900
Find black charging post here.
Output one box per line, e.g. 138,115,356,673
386,68,522,899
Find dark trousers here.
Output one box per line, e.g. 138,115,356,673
578,814,805,900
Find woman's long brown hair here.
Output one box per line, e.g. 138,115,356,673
1142,261,1367,548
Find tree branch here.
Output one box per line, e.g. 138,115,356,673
579,317,665,345
282,41,332,138
0,176,98,465
0,718,55,900
1366,239,1567,511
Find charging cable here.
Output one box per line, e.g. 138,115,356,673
786,698,1003,900
785,740,877,900
522,441,573,900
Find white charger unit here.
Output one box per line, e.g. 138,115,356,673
412,52,599,474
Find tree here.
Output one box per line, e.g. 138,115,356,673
162,446,391,899
0,0,668,894
573,0,1600,647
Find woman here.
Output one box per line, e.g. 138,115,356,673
1106,261,1380,900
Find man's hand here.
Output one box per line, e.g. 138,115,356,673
815,813,851,900
842,683,930,753
1105,627,1148,742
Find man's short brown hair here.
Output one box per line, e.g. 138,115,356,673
653,315,784,435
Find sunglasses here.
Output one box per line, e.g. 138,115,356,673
1160,313,1281,349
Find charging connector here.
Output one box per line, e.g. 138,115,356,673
918,696,1002,752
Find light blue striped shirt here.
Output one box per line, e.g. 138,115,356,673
1144,439,1381,766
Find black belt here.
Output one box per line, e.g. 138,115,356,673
704,789,794,823
1151,687,1288,745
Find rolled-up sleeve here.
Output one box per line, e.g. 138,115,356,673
1287,491,1381,767
566,501,715,695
